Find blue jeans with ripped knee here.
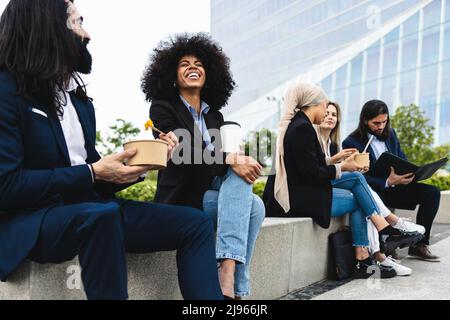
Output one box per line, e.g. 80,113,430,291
331,171,382,247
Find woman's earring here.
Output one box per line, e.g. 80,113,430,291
173,82,177,88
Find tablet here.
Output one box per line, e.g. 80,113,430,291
373,152,448,182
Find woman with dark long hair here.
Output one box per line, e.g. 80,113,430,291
142,33,265,299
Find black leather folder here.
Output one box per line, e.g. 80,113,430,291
373,152,448,182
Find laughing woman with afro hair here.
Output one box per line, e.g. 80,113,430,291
141,33,265,299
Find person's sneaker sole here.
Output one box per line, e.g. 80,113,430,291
353,267,397,279
381,264,412,276
407,255,441,263
381,232,424,253
379,268,397,279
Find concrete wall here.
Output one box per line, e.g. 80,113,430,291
1,192,448,300
0,217,346,300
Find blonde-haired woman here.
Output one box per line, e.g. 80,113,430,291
263,82,422,278
316,101,425,276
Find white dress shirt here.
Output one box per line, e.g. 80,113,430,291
58,79,88,166
370,135,388,160
57,79,94,182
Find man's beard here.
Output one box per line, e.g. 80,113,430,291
75,38,92,74
368,127,386,139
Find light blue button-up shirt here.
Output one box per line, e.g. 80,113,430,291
179,95,214,151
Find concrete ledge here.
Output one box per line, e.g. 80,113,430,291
0,217,346,300
1,191,446,300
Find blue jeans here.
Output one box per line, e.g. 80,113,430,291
203,168,265,297
331,172,381,247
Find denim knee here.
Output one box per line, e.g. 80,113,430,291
226,168,252,188
251,195,266,225
351,171,365,182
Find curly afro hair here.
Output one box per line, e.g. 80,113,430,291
141,33,236,111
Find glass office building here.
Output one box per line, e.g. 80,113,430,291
211,0,450,145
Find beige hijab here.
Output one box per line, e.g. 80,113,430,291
274,82,328,213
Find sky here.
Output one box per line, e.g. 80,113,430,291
0,0,211,135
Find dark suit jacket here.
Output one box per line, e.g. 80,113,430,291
342,129,407,195
263,112,337,228
0,71,132,281
149,98,228,209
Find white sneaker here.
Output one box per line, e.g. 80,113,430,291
394,218,426,235
387,256,402,264
380,256,412,276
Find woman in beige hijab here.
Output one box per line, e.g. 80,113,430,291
262,82,423,278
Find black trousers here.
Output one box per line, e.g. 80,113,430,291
29,199,223,300
383,183,441,245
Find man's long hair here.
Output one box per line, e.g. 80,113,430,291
0,0,89,117
350,99,391,142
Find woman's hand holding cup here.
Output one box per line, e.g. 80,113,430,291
331,148,358,164
340,152,365,173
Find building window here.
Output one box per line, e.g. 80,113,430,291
423,0,442,30
362,79,377,104
350,53,363,86
347,84,362,124
444,16,450,60
402,36,418,71
321,76,333,94
366,42,380,81
440,59,450,143
381,75,397,108
398,69,416,106
335,64,347,91
383,28,399,76
419,63,439,125
421,26,440,66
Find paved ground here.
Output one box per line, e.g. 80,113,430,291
282,224,450,300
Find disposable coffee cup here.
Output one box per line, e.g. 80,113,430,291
123,139,168,169
220,121,242,153
354,152,370,168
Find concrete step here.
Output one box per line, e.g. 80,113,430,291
1,191,447,300
0,217,347,300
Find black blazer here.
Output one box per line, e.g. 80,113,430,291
263,112,337,228
149,97,228,209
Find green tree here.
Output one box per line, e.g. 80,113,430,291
96,119,141,156
433,144,450,171
391,104,435,166
244,128,277,168
116,172,159,202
